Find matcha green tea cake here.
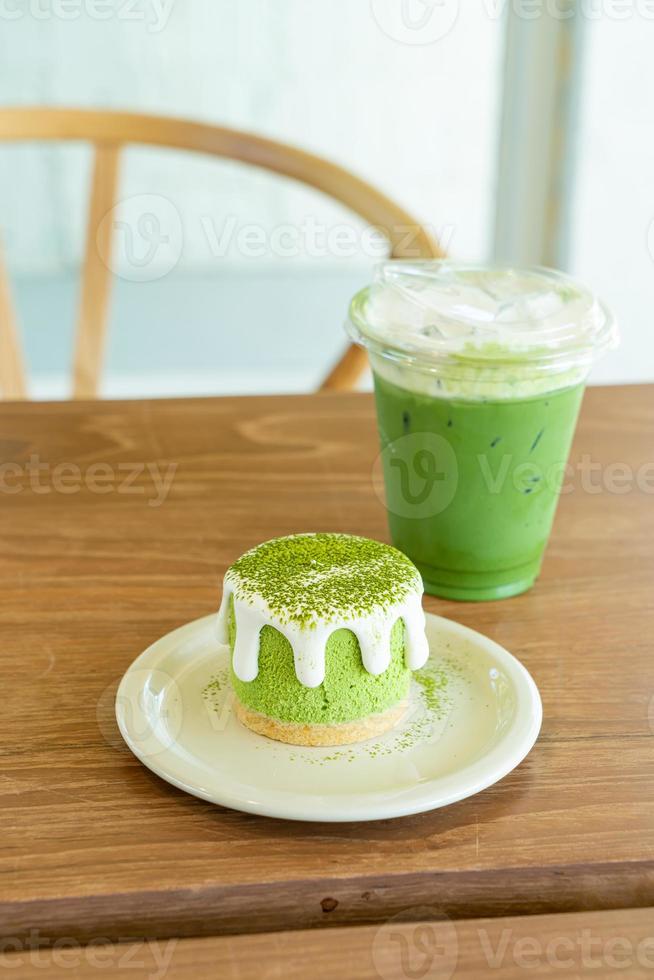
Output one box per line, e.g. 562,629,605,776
215,533,429,746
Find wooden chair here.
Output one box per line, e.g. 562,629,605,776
0,108,444,400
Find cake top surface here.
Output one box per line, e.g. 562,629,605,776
225,533,421,628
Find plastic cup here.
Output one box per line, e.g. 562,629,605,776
347,261,618,601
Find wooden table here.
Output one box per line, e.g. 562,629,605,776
1,386,653,949
3,908,654,977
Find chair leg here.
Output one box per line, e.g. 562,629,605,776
73,144,121,399
0,238,27,399
319,343,369,392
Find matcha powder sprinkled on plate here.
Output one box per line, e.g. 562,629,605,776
227,533,421,628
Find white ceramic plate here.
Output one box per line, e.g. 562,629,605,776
115,613,542,822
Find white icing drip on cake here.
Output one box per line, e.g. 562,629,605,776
215,576,429,689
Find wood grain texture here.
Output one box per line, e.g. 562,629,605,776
2,908,654,978
1,386,653,944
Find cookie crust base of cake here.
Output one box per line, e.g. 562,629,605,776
234,698,408,747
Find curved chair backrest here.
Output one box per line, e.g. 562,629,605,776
0,108,444,399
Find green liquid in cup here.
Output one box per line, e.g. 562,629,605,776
347,260,617,600
373,373,584,600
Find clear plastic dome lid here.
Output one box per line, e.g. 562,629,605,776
347,261,618,379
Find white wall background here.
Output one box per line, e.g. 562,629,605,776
0,0,502,397
0,1,649,396
571,14,654,386
0,0,501,271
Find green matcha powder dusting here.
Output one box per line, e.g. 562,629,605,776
227,532,420,628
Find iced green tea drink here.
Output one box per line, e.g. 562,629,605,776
347,262,617,600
